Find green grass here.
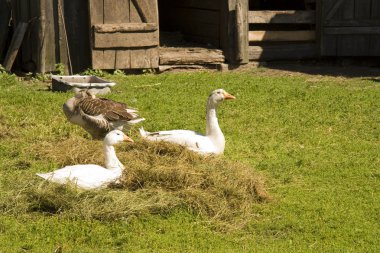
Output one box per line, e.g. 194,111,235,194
1,68,380,252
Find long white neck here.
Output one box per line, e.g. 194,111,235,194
205,100,225,151
103,144,124,172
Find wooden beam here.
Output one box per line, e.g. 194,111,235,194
94,23,157,33
94,31,159,48
249,10,315,24
249,30,316,42
325,0,346,21
3,22,28,71
249,43,317,60
324,26,380,35
235,1,248,63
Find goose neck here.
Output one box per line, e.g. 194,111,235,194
103,144,124,172
205,101,221,137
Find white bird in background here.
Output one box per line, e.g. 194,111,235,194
36,130,133,190
63,90,144,139
139,89,235,155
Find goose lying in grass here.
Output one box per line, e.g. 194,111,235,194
63,90,144,139
36,130,133,190
139,89,235,155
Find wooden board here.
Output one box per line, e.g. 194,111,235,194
0,0,11,61
159,47,224,65
94,23,157,32
236,0,248,63
249,30,316,42
89,0,159,69
94,31,158,48
249,43,317,60
3,22,28,71
249,10,316,24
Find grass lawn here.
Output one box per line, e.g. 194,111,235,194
0,65,380,252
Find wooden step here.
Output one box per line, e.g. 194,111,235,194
159,47,225,65
249,43,317,60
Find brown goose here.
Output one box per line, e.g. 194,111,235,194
63,90,144,139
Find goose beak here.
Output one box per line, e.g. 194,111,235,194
123,135,134,143
223,91,236,100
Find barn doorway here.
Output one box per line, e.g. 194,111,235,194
248,0,317,61
157,0,225,70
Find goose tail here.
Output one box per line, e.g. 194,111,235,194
139,127,149,138
36,172,50,180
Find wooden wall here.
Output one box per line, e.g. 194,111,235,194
159,0,222,47
321,0,380,56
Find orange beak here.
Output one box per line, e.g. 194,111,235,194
223,91,236,100
123,135,134,143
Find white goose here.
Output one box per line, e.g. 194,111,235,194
36,130,133,190
139,89,235,155
63,90,144,139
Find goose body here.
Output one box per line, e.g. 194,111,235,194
36,130,133,190
139,89,235,155
63,91,144,139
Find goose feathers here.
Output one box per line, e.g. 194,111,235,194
36,130,133,190
139,89,235,155
63,91,144,139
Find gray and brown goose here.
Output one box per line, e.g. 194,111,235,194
63,90,144,139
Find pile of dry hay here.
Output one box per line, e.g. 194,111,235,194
7,135,270,229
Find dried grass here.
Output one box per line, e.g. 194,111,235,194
5,136,270,229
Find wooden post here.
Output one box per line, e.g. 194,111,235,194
3,22,28,71
235,0,248,63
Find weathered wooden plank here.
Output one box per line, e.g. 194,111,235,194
159,47,224,65
102,50,116,69
321,35,337,56
249,30,316,42
104,0,129,23
355,0,371,19
131,0,156,23
63,0,91,73
248,43,317,60
94,31,159,48
340,0,354,20
324,26,380,34
89,0,104,24
373,0,380,19
236,1,248,63
89,0,104,69
130,48,151,68
115,50,131,69
149,47,159,68
337,35,370,56
94,23,157,33
91,50,104,69
325,0,346,21
0,0,10,61
130,0,142,23
57,0,69,73
369,35,380,55
249,10,316,24
3,22,28,71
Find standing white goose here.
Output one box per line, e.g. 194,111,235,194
139,89,235,155
63,90,144,139
36,130,133,190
